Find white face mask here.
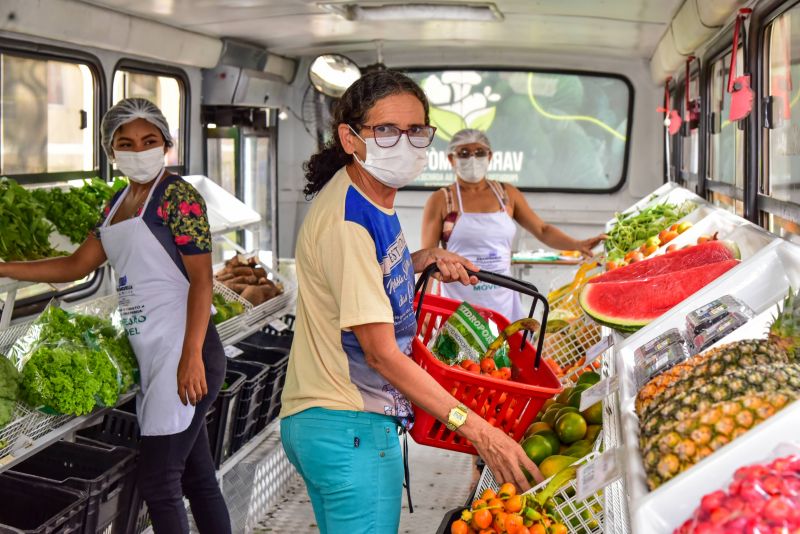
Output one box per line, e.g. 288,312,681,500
455,156,490,183
350,127,428,189
114,146,166,184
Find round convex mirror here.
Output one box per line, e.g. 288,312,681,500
309,54,361,98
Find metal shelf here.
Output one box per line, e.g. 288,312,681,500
0,390,136,474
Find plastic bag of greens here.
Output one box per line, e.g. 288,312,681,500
19,340,121,415
0,355,20,428
8,302,125,415
73,312,139,393
430,301,497,365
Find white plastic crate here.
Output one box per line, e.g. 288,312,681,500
543,264,603,384
474,452,604,534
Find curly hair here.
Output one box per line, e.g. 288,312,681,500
303,70,430,198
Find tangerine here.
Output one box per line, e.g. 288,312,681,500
498,482,517,498
472,508,493,529
480,358,497,373
450,519,469,534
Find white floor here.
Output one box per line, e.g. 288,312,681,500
253,438,476,534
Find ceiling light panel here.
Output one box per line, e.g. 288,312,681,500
318,2,504,22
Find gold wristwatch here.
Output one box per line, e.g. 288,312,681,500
446,403,469,431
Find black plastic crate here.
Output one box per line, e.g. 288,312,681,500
11,441,136,534
436,507,463,534
8,440,137,534
207,370,246,469
226,359,269,452
234,340,290,432
242,315,295,351
76,400,217,533
0,473,87,533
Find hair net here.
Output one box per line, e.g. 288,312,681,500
101,97,173,157
447,128,492,153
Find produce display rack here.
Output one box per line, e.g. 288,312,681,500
453,184,800,534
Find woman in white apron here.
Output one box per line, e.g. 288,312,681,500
421,128,605,321
0,98,231,534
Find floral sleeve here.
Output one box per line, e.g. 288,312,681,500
158,180,212,254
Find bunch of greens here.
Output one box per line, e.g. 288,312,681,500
0,356,20,428
604,201,696,262
0,177,65,261
10,305,139,416
31,178,127,244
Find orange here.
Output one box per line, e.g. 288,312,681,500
487,498,504,515
460,360,473,370
498,482,517,498
505,514,524,534
549,524,567,534
530,525,546,534
450,519,469,534
472,498,487,509
516,527,531,534
480,358,497,373
478,530,498,534
500,367,512,380
480,488,497,501
492,512,508,532
504,494,523,513
489,370,503,379
472,508,493,529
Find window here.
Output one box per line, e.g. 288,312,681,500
113,69,184,168
0,53,96,177
680,75,700,180
406,69,631,191
764,7,800,206
708,48,745,216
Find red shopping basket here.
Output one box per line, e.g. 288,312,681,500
410,266,563,455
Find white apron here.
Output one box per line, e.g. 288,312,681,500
100,178,195,435
441,181,524,322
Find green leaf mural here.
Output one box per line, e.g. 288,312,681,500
467,107,496,131
430,106,466,141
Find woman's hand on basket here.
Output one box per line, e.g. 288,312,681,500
466,419,544,491
411,248,479,286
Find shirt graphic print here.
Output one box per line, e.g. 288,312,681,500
340,186,417,428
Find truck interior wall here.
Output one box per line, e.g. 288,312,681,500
275,50,663,257
0,29,207,177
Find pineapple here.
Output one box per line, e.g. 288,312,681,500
638,363,800,441
641,390,796,490
636,289,800,415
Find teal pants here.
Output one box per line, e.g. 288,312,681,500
280,408,404,534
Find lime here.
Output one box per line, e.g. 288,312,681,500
556,387,573,405
585,424,602,443
524,421,552,439
555,413,588,444
533,429,561,457
542,398,556,411
521,435,553,464
541,409,560,427
577,371,601,387
555,407,579,421
581,401,603,425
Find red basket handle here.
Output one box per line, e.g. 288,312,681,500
414,264,550,370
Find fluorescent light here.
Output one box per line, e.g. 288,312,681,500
207,123,217,129
319,2,503,22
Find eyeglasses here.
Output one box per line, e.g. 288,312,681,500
454,148,489,159
360,124,437,148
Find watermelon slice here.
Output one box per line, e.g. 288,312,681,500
580,259,740,330
592,240,740,284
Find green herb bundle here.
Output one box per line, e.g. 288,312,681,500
604,201,696,262
31,178,126,245
0,178,64,261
